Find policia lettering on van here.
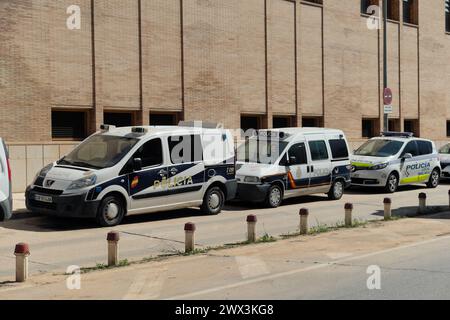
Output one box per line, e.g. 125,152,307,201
236,128,352,208
26,124,237,227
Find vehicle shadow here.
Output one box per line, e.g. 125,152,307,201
347,184,428,195
371,205,450,219
228,194,331,210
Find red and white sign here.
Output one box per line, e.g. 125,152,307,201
383,88,393,106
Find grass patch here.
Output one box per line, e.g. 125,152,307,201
79,259,130,274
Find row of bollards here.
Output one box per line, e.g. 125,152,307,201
11,191,442,283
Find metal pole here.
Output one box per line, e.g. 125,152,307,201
383,0,388,132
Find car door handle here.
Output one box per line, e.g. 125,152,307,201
311,166,314,173
159,169,168,176
170,168,178,175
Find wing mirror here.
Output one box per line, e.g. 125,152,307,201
133,158,142,172
402,153,413,160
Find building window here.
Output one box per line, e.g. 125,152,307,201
302,117,323,128
303,0,323,5
104,112,133,128
404,119,419,136
241,115,262,135
446,121,450,137
150,112,181,126
387,0,400,21
403,0,418,25
446,0,450,32
388,119,400,132
52,111,86,140
273,116,295,129
362,119,378,138
361,0,379,15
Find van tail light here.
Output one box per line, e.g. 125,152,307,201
6,158,11,182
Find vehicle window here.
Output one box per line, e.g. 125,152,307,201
401,141,419,157
168,135,203,164
237,137,289,165
417,141,433,156
308,141,329,161
281,143,308,166
354,139,404,157
439,144,450,154
329,139,349,159
133,138,163,168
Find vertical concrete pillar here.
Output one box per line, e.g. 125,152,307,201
344,203,353,227
384,198,392,220
299,208,309,235
419,193,427,214
14,243,30,283
184,222,196,253
246,215,257,243
107,231,120,267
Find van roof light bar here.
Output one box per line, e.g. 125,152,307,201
381,132,414,138
100,124,116,132
131,127,148,135
178,121,220,129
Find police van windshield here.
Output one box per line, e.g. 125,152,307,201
238,137,289,164
59,135,139,169
354,139,404,158
439,144,450,154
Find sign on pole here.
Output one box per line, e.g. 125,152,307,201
383,88,393,115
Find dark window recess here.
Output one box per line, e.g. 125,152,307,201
168,135,203,164
302,117,323,128
132,139,163,168
403,0,418,25
361,0,379,15
447,121,450,137
362,119,376,138
52,111,86,139
404,119,418,136
150,113,178,126
303,0,322,5
388,119,400,132
241,116,261,134
104,113,133,128
417,141,433,156
402,141,419,157
273,116,294,129
446,0,450,32
308,141,329,161
387,0,400,21
285,143,308,166
329,139,349,160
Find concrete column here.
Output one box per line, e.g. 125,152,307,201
184,222,196,253
344,203,353,227
14,243,30,283
419,193,427,214
299,208,309,235
384,198,392,220
107,231,120,267
246,215,257,243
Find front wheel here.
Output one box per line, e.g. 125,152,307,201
384,173,398,193
96,195,125,227
328,180,344,200
265,184,283,208
201,186,225,215
426,169,440,188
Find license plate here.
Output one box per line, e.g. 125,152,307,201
353,174,360,178
34,194,53,203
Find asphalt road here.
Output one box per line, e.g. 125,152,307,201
1,183,450,279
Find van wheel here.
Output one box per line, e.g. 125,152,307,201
426,169,440,189
328,180,344,200
96,195,125,227
385,173,398,193
265,185,283,208
201,186,225,215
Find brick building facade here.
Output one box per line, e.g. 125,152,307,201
1,0,450,191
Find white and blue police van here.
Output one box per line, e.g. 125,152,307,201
438,143,450,179
236,128,352,208
0,138,12,221
351,132,441,193
26,122,237,226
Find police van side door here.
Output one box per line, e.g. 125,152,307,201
399,141,420,184
305,136,333,192
127,138,169,210
281,141,311,195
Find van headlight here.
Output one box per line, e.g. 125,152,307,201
370,163,389,171
67,174,97,190
244,176,260,183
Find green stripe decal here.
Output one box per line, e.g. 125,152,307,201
400,174,430,184
351,162,373,168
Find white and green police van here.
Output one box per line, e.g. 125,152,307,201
351,132,441,193
26,123,237,227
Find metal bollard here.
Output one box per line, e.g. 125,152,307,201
14,243,30,283
107,231,120,267
344,203,353,227
384,198,392,220
184,222,196,253
419,193,427,214
299,208,309,235
246,215,257,243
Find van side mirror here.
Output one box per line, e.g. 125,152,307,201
402,153,413,160
133,158,142,172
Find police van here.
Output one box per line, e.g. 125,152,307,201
26,123,237,226
236,128,352,208
351,132,441,193
0,138,12,221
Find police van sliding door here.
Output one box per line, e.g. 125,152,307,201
305,136,333,192
166,135,205,204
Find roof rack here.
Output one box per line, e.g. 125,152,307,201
380,131,414,138
178,121,220,129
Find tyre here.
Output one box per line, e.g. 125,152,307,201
384,172,398,193
201,186,225,215
426,168,440,189
265,184,283,208
96,195,125,227
328,180,344,200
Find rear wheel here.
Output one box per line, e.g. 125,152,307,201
201,186,225,215
265,184,283,208
426,169,440,188
96,195,125,227
328,180,344,200
384,173,398,193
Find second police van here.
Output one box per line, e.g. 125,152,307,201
350,132,441,193
25,122,237,226
236,128,352,208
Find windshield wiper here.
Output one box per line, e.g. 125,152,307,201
70,161,103,170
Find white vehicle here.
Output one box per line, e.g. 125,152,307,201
26,123,237,227
439,143,450,179
0,138,12,221
236,128,352,208
351,132,441,193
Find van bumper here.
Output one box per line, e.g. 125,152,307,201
351,171,387,187
236,183,271,203
225,179,238,201
0,198,12,221
25,187,100,218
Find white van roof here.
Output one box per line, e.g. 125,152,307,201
96,125,228,139
258,128,345,141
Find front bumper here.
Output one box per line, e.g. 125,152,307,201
225,179,238,201
236,183,271,203
25,186,100,218
351,170,387,187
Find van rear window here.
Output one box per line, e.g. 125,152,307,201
329,139,349,160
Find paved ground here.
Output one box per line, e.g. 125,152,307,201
1,214,450,300
1,183,450,281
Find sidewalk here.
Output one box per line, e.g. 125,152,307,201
1,213,450,300
12,193,26,213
